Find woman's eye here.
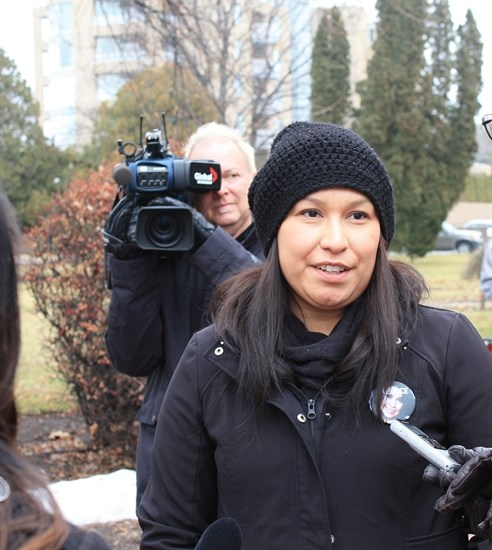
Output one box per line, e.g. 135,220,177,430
302,209,320,218
351,211,367,220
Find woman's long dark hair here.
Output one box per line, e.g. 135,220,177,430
0,191,21,445
211,238,427,411
0,190,69,550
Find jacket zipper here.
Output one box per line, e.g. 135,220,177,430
290,385,326,443
307,398,317,419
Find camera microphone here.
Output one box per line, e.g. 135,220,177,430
112,163,133,188
194,517,243,550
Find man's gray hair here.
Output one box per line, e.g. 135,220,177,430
184,122,256,174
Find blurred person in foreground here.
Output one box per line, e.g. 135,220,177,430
103,122,263,506
0,189,111,550
139,122,492,549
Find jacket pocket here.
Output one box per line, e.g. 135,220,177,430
409,524,468,549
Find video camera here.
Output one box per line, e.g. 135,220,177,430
112,113,221,251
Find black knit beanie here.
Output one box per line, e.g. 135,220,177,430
249,121,395,255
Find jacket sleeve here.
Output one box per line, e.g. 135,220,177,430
138,332,218,549
443,312,492,447
105,228,259,379
190,225,261,285
105,253,164,377
412,308,492,447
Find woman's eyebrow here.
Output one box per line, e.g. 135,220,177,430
299,195,373,208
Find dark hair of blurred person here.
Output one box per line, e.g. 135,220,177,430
0,189,111,550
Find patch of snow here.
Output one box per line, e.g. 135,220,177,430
49,469,137,525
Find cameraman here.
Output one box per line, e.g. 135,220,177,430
103,123,263,505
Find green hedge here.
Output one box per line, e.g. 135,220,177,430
463,174,492,202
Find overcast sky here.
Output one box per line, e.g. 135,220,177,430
0,0,490,120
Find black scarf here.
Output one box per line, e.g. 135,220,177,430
283,301,361,393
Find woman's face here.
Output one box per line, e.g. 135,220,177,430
381,386,404,422
190,137,255,239
277,188,381,334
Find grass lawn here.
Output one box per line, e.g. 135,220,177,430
16,284,77,415
405,252,492,338
16,252,491,415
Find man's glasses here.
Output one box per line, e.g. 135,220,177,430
482,114,492,141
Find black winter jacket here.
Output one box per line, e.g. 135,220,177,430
105,225,262,427
138,306,492,550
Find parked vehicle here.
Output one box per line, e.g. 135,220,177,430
433,221,483,253
484,338,492,353
462,219,492,239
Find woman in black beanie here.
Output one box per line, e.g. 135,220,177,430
139,122,492,550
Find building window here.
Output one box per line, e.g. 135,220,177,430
252,58,268,78
48,1,72,28
44,75,75,110
251,12,279,44
233,76,243,98
95,36,145,63
95,0,144,26
43,1,74,70
97,73,128,102
252,42,267,58
43,106,77,149
59,36,73,68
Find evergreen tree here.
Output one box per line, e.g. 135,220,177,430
447,10,483,205
310,7,350,125
311,11,331,121
358,0,428,254
0,49,69,226
407,0,455,256
358,0,482,256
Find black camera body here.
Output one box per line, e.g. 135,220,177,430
112,114,221,251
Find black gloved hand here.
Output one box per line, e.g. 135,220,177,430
423,462,457,491
101,195,142,260
430,446,492,540
153,196,216,251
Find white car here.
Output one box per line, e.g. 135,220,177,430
462,219,492,239
434,222,484,253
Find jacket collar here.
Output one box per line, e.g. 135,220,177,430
204,339,241,381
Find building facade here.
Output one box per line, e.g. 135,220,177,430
33,0,374,151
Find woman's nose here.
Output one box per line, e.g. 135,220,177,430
319,221,348,252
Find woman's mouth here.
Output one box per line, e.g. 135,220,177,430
317,265,346,273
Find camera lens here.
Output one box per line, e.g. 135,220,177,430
146,212,183,248
135,205,193,251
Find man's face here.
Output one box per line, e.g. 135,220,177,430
189,137,255,238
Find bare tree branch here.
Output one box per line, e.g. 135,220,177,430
125,0,311,149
